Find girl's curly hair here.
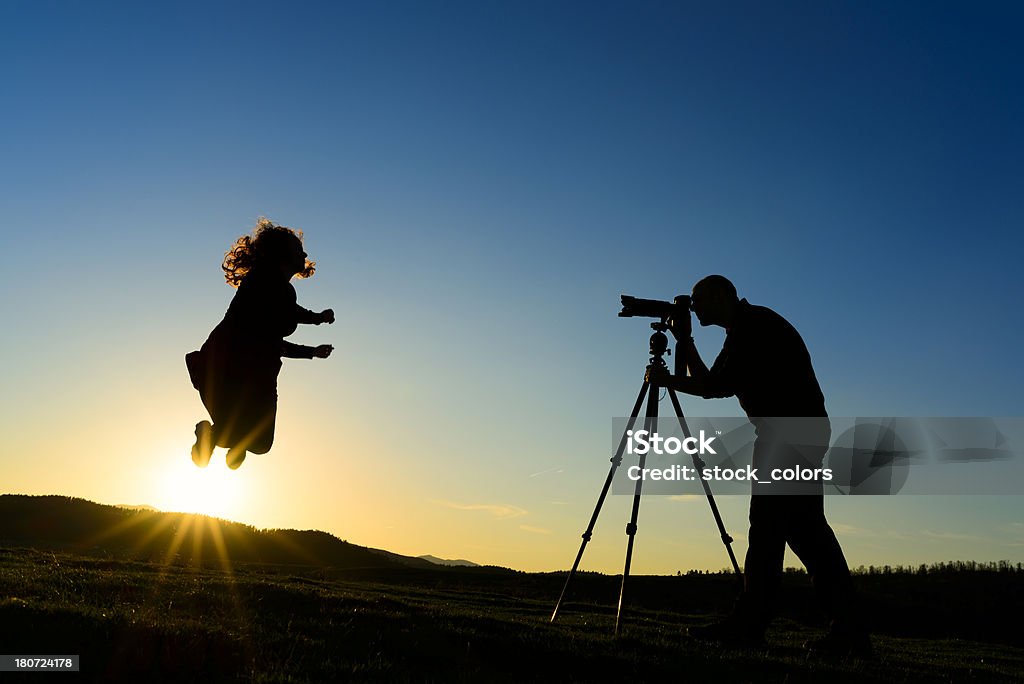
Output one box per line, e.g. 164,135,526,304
222,217,317,288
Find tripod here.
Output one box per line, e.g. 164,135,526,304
550,323,743,634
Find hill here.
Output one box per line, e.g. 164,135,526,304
0,494,438,570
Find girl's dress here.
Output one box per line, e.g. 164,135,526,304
186,266,319,453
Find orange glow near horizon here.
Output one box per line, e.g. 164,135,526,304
155,452,245,520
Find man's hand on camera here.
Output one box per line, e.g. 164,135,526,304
646,365,672,387
666,314,692,340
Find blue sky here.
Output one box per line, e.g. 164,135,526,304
1,1,1022,572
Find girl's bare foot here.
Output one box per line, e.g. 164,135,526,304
226,446,247,470
191,421,214,468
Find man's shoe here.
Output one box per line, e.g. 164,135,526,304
804,629,872,657
688,618,766,647
191,421,214,468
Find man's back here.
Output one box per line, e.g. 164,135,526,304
703,299,826,418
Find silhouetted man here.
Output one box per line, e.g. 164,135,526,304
647,275,869,655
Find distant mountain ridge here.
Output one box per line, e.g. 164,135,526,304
0,494,439,570
115,504,160,512
418,555,479,567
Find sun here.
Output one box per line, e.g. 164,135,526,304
155,455,245,520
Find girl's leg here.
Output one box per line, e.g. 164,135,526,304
237,392,277,454
224,393,276,470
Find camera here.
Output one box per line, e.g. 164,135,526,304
619,294,692,337
619,294,691,320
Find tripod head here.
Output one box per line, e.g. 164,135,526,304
649,322,670,362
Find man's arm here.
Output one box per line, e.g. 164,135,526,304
668,372,709,396
677,336,710,380
648,339,736,399
646,366,708,396
666,312,709,380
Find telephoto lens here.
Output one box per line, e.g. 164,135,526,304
619,294,690,321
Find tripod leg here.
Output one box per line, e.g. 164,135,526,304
614,380,659,635
550,378,650,624
666,387,743,582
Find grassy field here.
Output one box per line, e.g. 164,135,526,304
1,546,1022,683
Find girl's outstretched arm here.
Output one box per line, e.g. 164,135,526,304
281,341,334,359
296,306,334,325
282,341,315,358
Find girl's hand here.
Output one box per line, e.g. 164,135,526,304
320,309,335,324
313,344,334,359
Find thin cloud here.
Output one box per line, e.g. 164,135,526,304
519,525,552,535
529,467,565,478
829,525,912,540
921,529,989,543
432,499,528,519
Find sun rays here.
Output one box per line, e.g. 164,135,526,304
155,456,244,520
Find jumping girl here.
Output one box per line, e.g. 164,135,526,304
186,218,334,469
